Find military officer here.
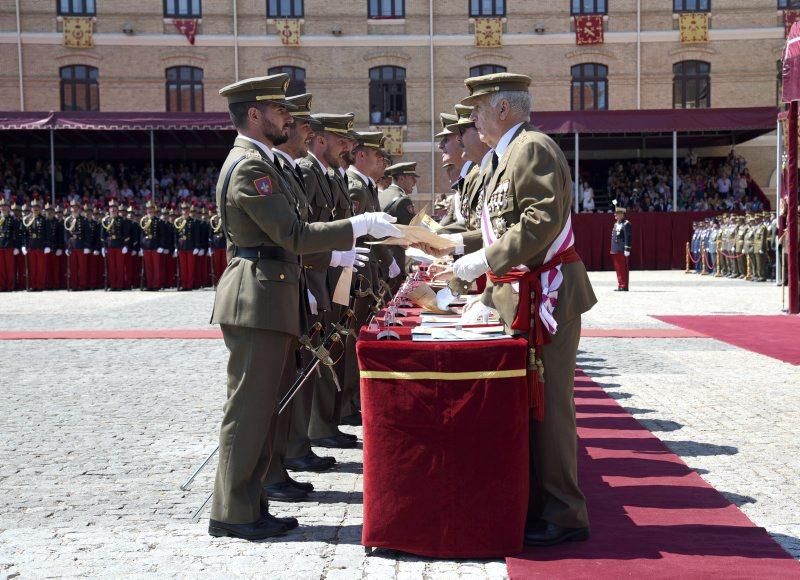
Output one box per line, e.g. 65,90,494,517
0,198,19,291
140,201,163,290
22,199,50,291
207,74,400,541
381,162,418,226
442,72,597,546
174,202,196,290
610,206,632,290
100,200,131,291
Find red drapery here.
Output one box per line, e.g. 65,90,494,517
573,211,728,271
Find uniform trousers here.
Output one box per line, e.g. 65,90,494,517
106,248,126,290
528,314,589,529
15,253,25,289
308,306,347,440
263,336,300,486
611,252,629,290
45,253,58,290
178,250,195,290
143,250,162,289
68,251,89,290
27,249,46,290
0,249,15,291
211,324,294,524
212,249,228,286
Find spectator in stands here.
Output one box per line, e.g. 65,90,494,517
581,182,595,212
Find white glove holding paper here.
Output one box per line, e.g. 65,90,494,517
350,212,402,240
441,233,465,255
388,258,401,279
331,247,369,269
307,290,318,315
452,249,489,282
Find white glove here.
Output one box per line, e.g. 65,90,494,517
172,250,178,257
198,249,206,257
441,233,465,255
460,297,497,325
157,247,164,254
21,246,27,256
13,248,19,256
56,249,63,256
331,247,369,269
388,258,401,279
44,247,51,254
101,248,107,257
452,249,489,282
93,250,100,256
138,250,144,257
624,251,630,257
349,212,402,240
83,248,90,255
66,249,71,256
122,246,129,255
307,290,318,315
192,248,199,256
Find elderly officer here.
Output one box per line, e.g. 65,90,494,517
446,72,597,546
208,74,400,541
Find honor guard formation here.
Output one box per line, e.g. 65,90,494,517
688,212,780,281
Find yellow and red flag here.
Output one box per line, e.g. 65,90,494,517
575,15,604,45
63,17,93,48
277,19,301,46
474,18,503,48
679,13,709,43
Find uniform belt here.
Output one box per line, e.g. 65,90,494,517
234,245,298,263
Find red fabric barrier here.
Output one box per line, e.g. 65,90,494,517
357,329,530,558
573,211,728,271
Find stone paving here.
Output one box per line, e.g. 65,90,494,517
0,271,798,577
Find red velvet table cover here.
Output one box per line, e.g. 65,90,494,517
357,323,530,558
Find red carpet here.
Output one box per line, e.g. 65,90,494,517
581,328,703,338
0,329,222,340
654,315,800,365
506,372,798,579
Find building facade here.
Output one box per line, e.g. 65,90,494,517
0,0,789,196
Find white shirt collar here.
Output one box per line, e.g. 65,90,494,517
308,151,328,174
238,134,274,163
272,148,296,170
338,167,347,178
494,122,524,161
459,160,473,180
348,165,375,187
480,148,494,171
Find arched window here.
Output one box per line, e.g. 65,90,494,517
369,66,406,125
469,64,507,77
470,0,505,17
166,66,204,112
571,63,608,110
60,65,99,111
673,0,710,11
268,66,306,96
673,60,710,109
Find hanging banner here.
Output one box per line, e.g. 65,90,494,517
783,22,800,103
63,17,93,48
173,19,198,45
277,19,301,46
575,15,604,45
474,18,503,48
679,13,709,43
377,125,404,156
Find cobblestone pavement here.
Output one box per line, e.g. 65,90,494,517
0,271,798,577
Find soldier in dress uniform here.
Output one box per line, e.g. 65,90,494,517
101,199,131,291
160,207,177,288
22,199,50,291
174,202,196,290
140,201,163,290
299,113,361,448
0,198,19,291
87,205,104,289
610,206,632,290
210,209,227,286
734,216,747,279
43,203,60,289
444,72,597,546
207,74,400,541
193,206,210,288
381,162,418,225
64,200,90,290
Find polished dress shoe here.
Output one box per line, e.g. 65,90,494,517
284,452,336,472
260,505,299,531
264,481,309,502
339,412,362,426
286,476,314,493
336,429,358,441
524,521,589,547
311,434,358,449
208,517,288,540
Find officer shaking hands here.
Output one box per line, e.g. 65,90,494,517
208,74,400,541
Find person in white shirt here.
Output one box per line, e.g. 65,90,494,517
581,182,594,212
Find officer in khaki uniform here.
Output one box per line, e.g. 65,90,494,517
208,74,401,541
442,73,597,546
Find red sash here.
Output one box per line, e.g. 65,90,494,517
487,246,581,421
